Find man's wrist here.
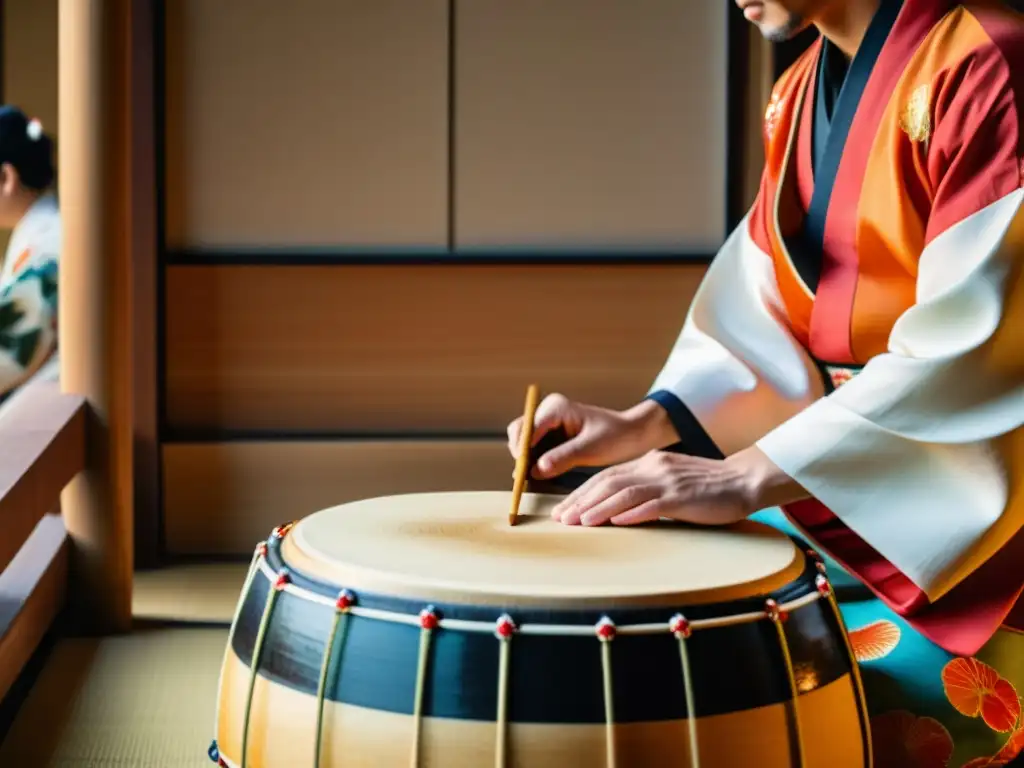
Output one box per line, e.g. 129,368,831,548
621,399,679,451
725,445,810,512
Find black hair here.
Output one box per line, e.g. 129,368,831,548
0,105,55,192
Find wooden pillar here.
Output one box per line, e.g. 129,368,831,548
129,0,160,570
58,0,134,633
741,27,774,210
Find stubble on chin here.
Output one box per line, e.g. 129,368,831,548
761,14,806,43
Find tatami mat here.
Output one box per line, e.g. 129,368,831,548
132,563,249,625
0,564,251,766
0,626,227,767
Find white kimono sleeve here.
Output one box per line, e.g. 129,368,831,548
647,214,825,457
757,188,1024,601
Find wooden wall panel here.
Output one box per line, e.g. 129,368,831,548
163,0,449,248
164,264,705,433
1,0,59,258
453,0,727,250
2,0,59,135
163,440,515,554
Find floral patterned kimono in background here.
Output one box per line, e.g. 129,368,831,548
0,193,60,415
646,1,1024,765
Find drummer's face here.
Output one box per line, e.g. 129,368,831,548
735,0,815,42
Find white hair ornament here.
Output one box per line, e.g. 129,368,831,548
26,119,42,141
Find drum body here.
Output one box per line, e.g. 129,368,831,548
211,492,870,768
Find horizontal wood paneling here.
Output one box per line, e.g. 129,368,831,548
163,0,449,248
163,439,516,555
454,0,727,250
164,264,705,433
0,514,67,704
0,382,86,575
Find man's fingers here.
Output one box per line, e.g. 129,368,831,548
506,418,523,457
529,395,571,445
579,486,660,527
554,468,631,524
549,463,616,512
509,394,571,460
532,438,590,479
609,498,666,526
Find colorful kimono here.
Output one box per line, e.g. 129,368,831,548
0,193,60,415
647,1,1024,765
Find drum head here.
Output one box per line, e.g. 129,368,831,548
281,491,803,609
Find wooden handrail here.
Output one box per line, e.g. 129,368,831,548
0,380,86,574
0,513,68,703
0,380,86,706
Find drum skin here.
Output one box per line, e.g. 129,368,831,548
211,494,870,768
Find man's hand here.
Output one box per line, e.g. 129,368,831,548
551,445,809,526
506,394,679,479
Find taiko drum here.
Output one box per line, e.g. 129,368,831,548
209,491,870,767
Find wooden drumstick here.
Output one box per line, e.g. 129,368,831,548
509,384,540,526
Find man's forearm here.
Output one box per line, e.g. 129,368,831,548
621,398,684,454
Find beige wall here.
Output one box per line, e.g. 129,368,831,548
164,0,730,251
164,0,451,249
452,0,726,251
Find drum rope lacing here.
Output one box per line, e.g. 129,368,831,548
241,562,289,766
208,546,262,768
314,592,353,767
209,524,874,768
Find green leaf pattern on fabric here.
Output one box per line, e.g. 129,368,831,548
0,251,58,391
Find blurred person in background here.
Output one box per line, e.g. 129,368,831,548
0,105,59,415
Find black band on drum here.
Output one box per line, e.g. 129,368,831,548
229,532,852,724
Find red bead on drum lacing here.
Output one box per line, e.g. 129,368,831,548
257,541,268,558
764,598,788,624
271,521,296,539
806,548,829,573
595,617,617,642
273,570,290,591
494,614,516,640
218,759,228,768
815,574,832,598
336,589,356,612
669,613,692,639
419,607,439,631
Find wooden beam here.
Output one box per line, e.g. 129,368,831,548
129,0,161,569
58,0,135,633
741,26,773,211
0,381,85,575
0,514,68,703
